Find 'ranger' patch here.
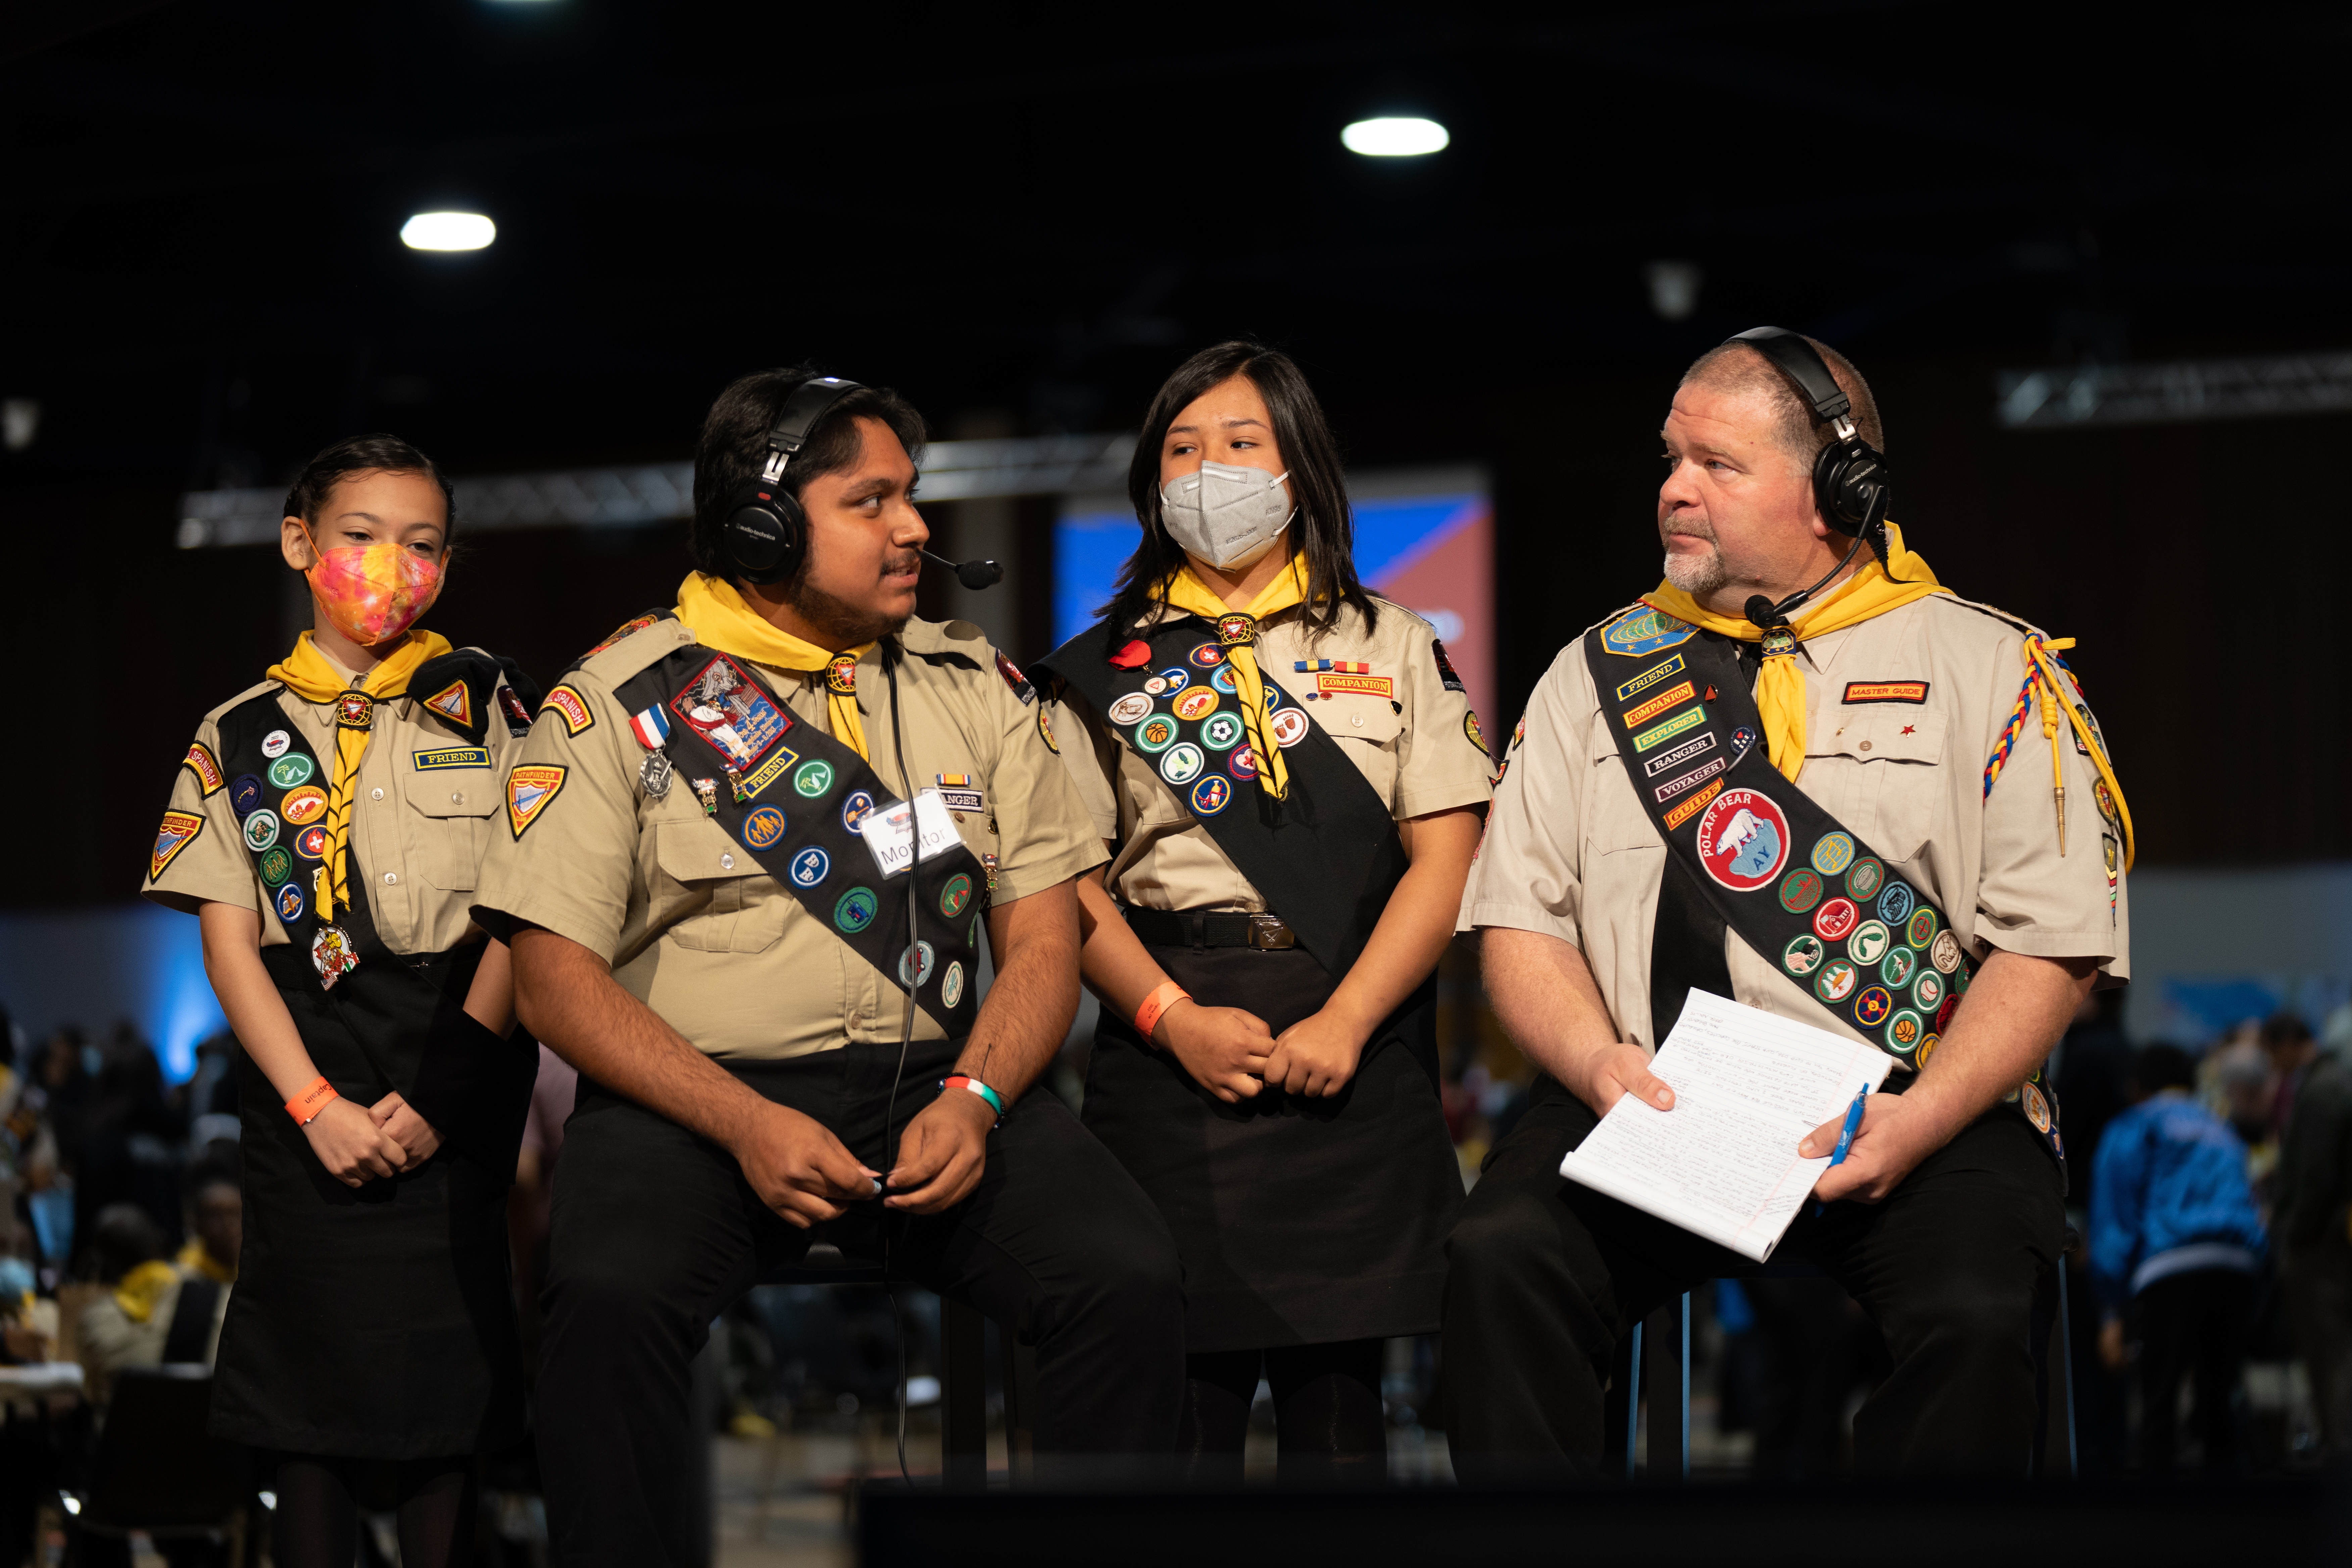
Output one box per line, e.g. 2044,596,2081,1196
181,742,224,796
1843,680,1930,704
543,686,596,736
506,765,568,838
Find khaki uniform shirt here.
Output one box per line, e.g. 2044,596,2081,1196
471,616,1104,1061
1462,593,2130,1055
143,654,527,956
1049,597,1494,912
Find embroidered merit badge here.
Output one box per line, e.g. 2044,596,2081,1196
1854,987,1895,1027
1158,668,1190,693
841,792,877,833
789,848,830,888
1813,897,1860,942
834,887,878,934
275,883,304,922
1176,688,1220,722
1816,960,1859,1003
1107,692,1154,727
261,730,291,759
940,874,974,918
1843,681,1929,704
1601,606,1697,657
1622,680,1697,728
1135,715,1179,753
1190,775,1232,816
1876,881,1916,926
793,761,835,799
151,811,205,879
1784,934,1825,975
1930,928,1963,974
267,754,315,789
506,765,568,838
1693,788,1791,891
743,806,787,849
280,786,328,827
1811,833,1856,877
1662,778,1724,831
422,679,473,728
1880,947,1915,987
1210,665,1239,695
1779,869,1823,913
413,747,490,771
1200,712,1245,751
258,847,292,886
1317,672,1392,699
243,811,280,852
544,687,595,736
1848,921,1892,965
295,825,329,861
1887,1012,1923,1052
1228,746,1259,781
942,963,967,1009
1189,645,1225,668
1906,908,1939,949
230,775,264,818
1270,708,1311,748
1845,857,1885,900
1160,743,1206,786
182,743,224,795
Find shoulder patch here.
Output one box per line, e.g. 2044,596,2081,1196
1600,604,1696,657
1430,638,1466,693
574,614,692,689
543,685,596,736
151,810,205,880
1037,707,1060,754
181,742,224,796
996,650,1035,704
584,613,663,659
421,678,473,728
506,765,568,838
1464,710,1488,757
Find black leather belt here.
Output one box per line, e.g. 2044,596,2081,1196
1123,906,1298,951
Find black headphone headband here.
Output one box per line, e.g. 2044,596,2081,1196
758,375,865,480
1727,326,1852,431
721,373,867,585
1717,325,1892,559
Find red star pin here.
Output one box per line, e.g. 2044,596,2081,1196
1901,724,1916,735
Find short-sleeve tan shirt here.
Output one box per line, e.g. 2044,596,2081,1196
142,655,528,956
1048,596,1494,913
471,616,1105,1061
1461,592,2130,1055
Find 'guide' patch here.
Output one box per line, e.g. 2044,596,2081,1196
1843,680,1929,704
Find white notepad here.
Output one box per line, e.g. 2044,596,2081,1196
1557,989,1895,1262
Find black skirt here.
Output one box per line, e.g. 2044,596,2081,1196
1083,941,1461,1353
210,944,535,1460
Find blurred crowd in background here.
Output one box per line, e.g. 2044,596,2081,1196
2,968,2347,1561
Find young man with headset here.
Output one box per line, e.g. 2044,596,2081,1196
1444,330,2134,1477
471,370,1183,1555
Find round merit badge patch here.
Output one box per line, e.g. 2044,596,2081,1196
243,810,281,852
1845,856,1885,901
790,847,830,887
1228,746,1259,781
743,806,787,849
280,785,329,826
1854,986,1895,1027
1270,708,1310,748
1693,788,1791,892
1210,664,1239,695
1159,668,1191,692
1190,775,1232,816
793,760,835,798
1143,677,1167,696
1159,742,1205,786
294,824,329,861
1810,832,1856,878
267,754,315,789
1778,868,1823,914
1930,928,1963,974
1188,644,1225,668
1812,896,1859,942
1200,712,1245,751
259,847,292,886
260,729,291,760
1783,934,1825,976
841,791,876,834
939,873,973,918
275,882,304,922
1815,959,1859,1004
898,940,936,988
942,962,966,1009
1905,908,1939,949
1135,715,1179,753
1887,1011,1923,1052
1912,970,1945,1011
1879,947,1915,988
1847,920,1893,966
2021,1081,2052,1133
1915,1033,1939,1069
1108,692,1154,727
1175,688,1219,722
230,775,264,818
1876,880,1915,927
834,886,878,934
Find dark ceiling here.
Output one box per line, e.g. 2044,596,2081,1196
6,0,2349,492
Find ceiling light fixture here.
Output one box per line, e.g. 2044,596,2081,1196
400,212,496,252
1341,117,1450,157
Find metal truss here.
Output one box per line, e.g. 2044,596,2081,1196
1996,351,2352,429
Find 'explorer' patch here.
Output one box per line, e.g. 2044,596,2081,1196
1843,680,1929,704
506,765,568,838
413,746,492,771
543,686,595,736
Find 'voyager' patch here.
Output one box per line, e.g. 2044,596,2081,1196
1843,680,1929,704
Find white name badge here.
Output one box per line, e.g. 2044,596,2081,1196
858,788,962,879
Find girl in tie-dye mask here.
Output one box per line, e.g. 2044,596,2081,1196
141,434,538,1568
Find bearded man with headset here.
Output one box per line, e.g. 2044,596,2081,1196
471,370,1183,1557
1444,329,2133,1477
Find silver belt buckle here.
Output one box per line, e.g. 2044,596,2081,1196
1248,914,1296,951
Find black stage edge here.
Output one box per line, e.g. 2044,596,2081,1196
859,1477,2347,1566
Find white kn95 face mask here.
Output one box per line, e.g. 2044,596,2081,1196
1157,460,1296,571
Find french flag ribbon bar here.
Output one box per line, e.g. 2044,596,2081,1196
629,704,672,750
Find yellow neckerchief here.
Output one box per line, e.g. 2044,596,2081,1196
1642,522,1946,783
674,574,875,761
112,1260,181,1324
265,629,450,920
1155,552,1312,800
175,1238,235,1285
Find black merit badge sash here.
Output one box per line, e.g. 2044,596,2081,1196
215,689,383,993
1584,605,2065,1171
614,640,985,1035
1034,613,1408,979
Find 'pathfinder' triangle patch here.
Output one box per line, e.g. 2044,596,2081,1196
151,811,205,879
422,679,473,728
506,765,568,838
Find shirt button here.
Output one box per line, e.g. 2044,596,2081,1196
1860,740,1873,752
1351,714,1365,728
721,853,735,871
383,872,398,885
450,792,464,804
371,787,384,800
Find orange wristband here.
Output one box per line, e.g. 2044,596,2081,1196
1135,981,1191,1041
285,1077,338,1125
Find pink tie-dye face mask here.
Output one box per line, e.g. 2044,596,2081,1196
305,538,445,645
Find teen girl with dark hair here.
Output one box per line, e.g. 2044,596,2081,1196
141,436,538,1567
1034,342,1490,1485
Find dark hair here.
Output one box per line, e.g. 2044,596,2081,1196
281,433,458,540
2132,1043,2199,1095
688,369,929,581
89,1203,166,1285
1680,335,1885,470
1100,341,1373,641
2259,1011,2314,1051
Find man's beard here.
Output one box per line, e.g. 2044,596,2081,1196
784,570,911,647
1661,522,1728,595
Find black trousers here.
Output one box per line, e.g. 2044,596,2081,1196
1443,1075,2064,1481
535,1039,1186,1565
2133,1267,2252,1472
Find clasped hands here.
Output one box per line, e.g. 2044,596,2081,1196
732,1087,995,1228
1571,1040,1950,1206
1155,998,1367,1102
300,1091,443,1188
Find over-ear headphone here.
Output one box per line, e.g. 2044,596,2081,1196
1725,327,1892,542
719,375,866,584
